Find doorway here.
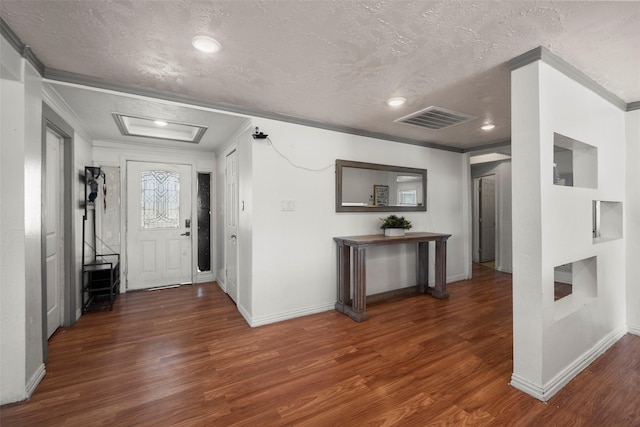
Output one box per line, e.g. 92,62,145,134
41,103,76,362
126,161,193,290
473,175,496,265
44,128,64,338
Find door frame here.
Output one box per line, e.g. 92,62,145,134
44,127,64,338
472,174,498,264
121,155,198,292
41,103,76,361
224,148,239,303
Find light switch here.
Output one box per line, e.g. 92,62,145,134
281,200,295,211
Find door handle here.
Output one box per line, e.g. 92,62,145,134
230,234,237,239
181,231,191,236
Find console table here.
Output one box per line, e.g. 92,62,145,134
334,232,451,322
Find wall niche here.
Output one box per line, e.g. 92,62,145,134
553,133,597,189
592,200,623,243
553,256,597,321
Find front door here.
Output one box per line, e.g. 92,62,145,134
45,128,64,338
225,150,238,303
126,161,192,290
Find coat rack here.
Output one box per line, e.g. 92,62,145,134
81,166,120,313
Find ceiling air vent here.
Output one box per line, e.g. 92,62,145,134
394,106,477,130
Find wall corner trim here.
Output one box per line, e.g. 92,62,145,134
508,46,627,111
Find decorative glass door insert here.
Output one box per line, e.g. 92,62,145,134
140,170,180,229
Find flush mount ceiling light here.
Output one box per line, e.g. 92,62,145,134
386,97,406,107
481,123,496,131
112,113,208,143
192,35,221,53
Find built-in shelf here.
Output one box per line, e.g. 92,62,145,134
554,256,597,321
593,200,623,243
553,133,597,189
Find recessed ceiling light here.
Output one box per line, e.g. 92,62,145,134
387,97,406,107
481,123,496,131
154,120,168,126
192,35,221,53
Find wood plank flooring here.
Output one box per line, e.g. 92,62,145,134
2,264,639,426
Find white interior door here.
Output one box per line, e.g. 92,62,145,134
127,161,192,290
225,150,238,303
45,128,64,338
479,176,496,263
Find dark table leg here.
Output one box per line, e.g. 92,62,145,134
350,246,370,321
432,239,449,299
335,241,350,313
417,241,429,293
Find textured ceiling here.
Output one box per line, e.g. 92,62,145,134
1,0,639,151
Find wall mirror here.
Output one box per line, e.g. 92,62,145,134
336,159,427,212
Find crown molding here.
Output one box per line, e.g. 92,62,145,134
5,17,636,150
44,69,462,153
508,46,631,111
627,101,640,112
462,139,511,154
0,17,45,75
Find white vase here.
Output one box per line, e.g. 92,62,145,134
384,228,406,237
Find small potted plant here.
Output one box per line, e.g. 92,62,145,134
380,215,412,237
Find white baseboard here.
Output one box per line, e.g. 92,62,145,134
216,275,226,292
25,363,46,399
245,303,335,328
445,273,469,284
510,374,545,401
237,273,467,328
511,325,626,402
196,271,215,283
628,323,640,336
237,303,252,326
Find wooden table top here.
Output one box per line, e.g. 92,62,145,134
334,232,451,246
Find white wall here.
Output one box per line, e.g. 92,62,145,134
23,59,44,392
0,49,44,403
241,117,467,326
1,74,29,406
626,109,640,334
471,160,513,272
511,60,627,401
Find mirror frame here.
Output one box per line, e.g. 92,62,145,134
335,159,427,212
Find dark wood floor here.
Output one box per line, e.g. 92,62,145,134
2,264,640,426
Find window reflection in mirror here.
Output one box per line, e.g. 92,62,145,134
336,160,427,212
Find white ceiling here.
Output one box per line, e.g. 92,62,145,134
1,1,639,152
